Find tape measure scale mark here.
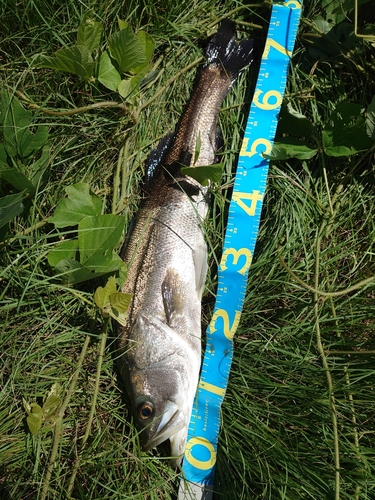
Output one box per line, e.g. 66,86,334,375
179,2,302,498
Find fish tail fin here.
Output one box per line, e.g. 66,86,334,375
205,19,255,81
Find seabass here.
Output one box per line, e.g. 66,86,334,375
117,20,255,465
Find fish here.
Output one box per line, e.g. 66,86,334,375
116,20,255,466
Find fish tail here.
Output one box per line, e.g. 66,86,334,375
205,19,255,81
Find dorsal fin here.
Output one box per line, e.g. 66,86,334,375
144,132,175,192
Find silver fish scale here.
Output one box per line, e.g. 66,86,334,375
125,189,207,352
117,176,207,463
116,20,255,464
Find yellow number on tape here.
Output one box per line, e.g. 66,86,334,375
232,190,263,217
253,89,282,110
240,137,272,158
209,309,242,340
284,0,301,8
185,437,217,470
263,38,291,59
220,247,252,275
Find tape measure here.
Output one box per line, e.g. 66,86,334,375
178,2,302,499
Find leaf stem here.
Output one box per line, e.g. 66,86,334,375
112,142,124,214
136,56,204,117
40,329,92,500
312,229,341,499
16,91,137,122
66,316,109,497
0,220,48,249
277,249,375,297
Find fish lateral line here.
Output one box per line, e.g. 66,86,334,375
143,22,256,191
150,216,194,252
116,19,256,466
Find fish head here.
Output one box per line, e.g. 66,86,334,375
133,392,188,465
122,314,200,466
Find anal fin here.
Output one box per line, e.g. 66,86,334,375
144,132,175,191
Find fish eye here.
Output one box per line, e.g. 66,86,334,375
137,401,154,420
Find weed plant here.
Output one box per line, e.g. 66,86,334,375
1,1,375,499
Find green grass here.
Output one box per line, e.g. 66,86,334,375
1,0,375,499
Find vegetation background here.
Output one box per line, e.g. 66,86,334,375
1,0,375,498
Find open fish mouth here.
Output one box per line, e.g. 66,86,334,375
142,400,186,453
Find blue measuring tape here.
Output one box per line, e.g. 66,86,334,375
178,2,302,498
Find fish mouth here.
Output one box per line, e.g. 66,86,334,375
142,400,186,455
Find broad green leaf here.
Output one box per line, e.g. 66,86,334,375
31,127,48,158
28,146,50,187
321,0,348,24
94,276,117,310
29,402,43,417
77,15,103,52
271,138,318,160
0,144,8,164
181,164,223,186
117,264,128,289
108,26,146,73
307,20,355,59
322,102,374,157
108,307,129,327
45,383,62,400
78,214,125,269
277,103,314,138
132,31,155,73
48,183,102,228
0,167,35,193
94,253,127,275
1,91,31,157
321,129,334,150
117,19,129,31
321,0,370,23
366,95,375,140
43,395,61,418
0,224,9,243
118,76,139,101
312,17,332,35
53,254,126,285
54,258,97,285
322,138,356,157
109,292,131,313
136,31,154,63
35,46,95,79
22,397,31,414
55,46,95,78
16,125,48,160
118,63,152,100
107,287,132,326
27,414,42,435
267,145,289,160
0,191,25,228
47,240,79,267
1,92,49,159
98,51,122,91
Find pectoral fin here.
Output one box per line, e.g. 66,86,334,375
161,268,185,325
193,242,208,298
